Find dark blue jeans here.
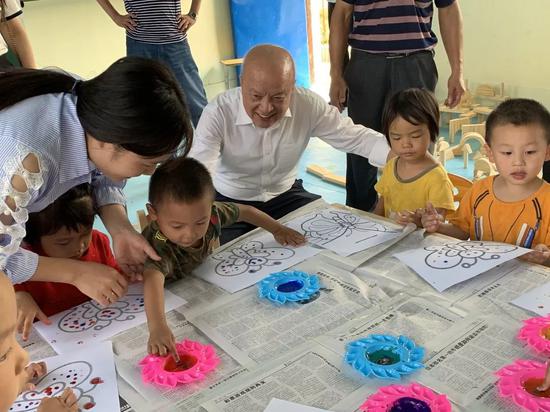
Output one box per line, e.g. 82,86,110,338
126,37,208,127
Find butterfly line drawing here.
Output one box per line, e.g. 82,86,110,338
301,210,399,245
424,241,519,269
212,241,295,277
57,295,145,333
10,361,103,411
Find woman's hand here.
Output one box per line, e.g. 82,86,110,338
111,227,161,282
71,261,128,306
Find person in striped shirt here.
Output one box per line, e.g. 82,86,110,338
329,0,465,214
97,0,207,127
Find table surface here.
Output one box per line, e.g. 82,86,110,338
19,201,547,412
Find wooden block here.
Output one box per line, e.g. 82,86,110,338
306,164,326,178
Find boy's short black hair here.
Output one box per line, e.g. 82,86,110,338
485,98,550,146
148,157,215,207
25,183,95,246
381,88,440,143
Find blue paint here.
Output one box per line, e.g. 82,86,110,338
229,0,310,87
276,280,304,293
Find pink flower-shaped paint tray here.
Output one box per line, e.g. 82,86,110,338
139,339,220,388
360,383,452,411
496,359,550,411
518,316,550,354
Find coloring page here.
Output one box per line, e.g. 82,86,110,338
35,283,187,354
286,207,401,256
192,232,322,293
10,342,118,412
511,281,550,316
393,240,529,292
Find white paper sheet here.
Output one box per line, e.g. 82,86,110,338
10,342,119,412
264,399,333,412
511,281,550,316
285,207,401,257
192,231,322,293
35,284,187,354
393,240,529,292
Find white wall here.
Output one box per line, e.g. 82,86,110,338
432,0,550,107
21,0,235,100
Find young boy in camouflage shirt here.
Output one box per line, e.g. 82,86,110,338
142,157,306,359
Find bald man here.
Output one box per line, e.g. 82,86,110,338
189,45,391,243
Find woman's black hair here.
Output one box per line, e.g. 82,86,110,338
24,183,96,246
382,88,440,144
0,57,193,157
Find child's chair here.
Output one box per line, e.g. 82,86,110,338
136,210,151,232
447,173,473,219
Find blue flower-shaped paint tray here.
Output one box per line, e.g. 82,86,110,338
345,334,424,380
257,271,320,305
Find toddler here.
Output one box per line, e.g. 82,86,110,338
15,184,121,340
0,273,77,411
141,157,306,358
421,98,550,265
374,88,455,226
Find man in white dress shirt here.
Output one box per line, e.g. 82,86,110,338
189,44,390,243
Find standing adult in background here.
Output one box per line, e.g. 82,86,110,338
0,0,37,69
190,44,390,244
326,0,348,68
97,0,207,127
329,0,465,212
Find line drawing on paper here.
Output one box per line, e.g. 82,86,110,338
424,241,519,269
213,240,296,277
301,210,399,245
10,361,102,411
58,294,145,333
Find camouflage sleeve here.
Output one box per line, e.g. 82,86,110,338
141,224,173,277
214,201,241,228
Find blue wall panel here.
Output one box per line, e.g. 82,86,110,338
230,0,310,87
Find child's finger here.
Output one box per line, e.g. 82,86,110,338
36,309,51,325
426,202,438,215
59,387,77,405
169,342,180,363
17,312,25,335
23,315,34,341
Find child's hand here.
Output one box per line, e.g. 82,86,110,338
37,388,78,412
520,244,550,266
272,225,307,247
538,361,550,392
420,202,444,233
16,292,51,341
23,362,47,391
148,324,178,360
392,210,421,227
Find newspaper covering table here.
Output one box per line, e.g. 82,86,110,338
17,203,550,412
185,256,389,366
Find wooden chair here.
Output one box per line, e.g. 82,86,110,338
447,173,473,219
136,209,150,232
